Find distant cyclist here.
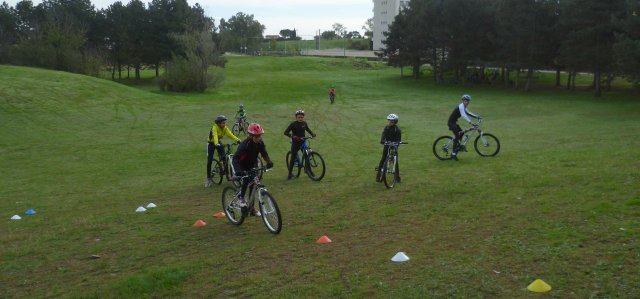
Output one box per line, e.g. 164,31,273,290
284,109,316,180
448,94,481,161
235,104,247,124
232,123,274,216
205,115,241,187
376,113,402,182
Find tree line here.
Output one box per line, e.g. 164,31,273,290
0,0,266,91
381,0,640,95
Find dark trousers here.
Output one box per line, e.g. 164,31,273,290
288,141,305,175
206,143,226,178
448,123,462,154
378,145,400,176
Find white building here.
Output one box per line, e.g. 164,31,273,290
372,0,410,51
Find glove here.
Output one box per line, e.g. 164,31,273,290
266,161,274,169
215,143,223,148
312,133,317,138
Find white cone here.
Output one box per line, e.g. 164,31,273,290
135,206,147,212
146,202,157,208
11,214,22,220
391,252,410,262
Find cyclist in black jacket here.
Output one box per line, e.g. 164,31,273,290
448,94,481,161
284,109,316,180
377,113,401,182
232,123,274,216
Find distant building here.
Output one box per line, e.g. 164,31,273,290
372,0,410,51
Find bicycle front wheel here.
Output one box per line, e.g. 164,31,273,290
305,152,326,181
433,136,454,160
382,154,397,189
210,159,224,185
259,190,282,234
232,123,241,136
474,133,500,157
222,187,245,225
285,151,302,178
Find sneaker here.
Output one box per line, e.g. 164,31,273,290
204,178,212,188
375,172,382,182
238,197,247,207
251,207,261,217
451,154,459,161
287,174,294,180
396,176,401,183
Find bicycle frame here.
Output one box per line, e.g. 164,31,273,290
236,168,269,211
457,119,484,147
292,138,312,167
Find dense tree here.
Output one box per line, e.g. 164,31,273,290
219,12,264,53
332,23,347,38
613,0,640,86
320,30,338,40
279,28,299,40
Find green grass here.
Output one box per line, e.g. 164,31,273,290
1,56,639,298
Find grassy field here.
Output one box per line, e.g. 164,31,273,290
1,56,639,298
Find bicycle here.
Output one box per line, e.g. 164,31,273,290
432,119,500,160
377,141,407,189
285,137,326,181
221,167,282,234
232,116,248,137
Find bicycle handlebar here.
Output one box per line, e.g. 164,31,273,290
383,141,408,146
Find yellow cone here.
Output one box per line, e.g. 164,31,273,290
527,279,552,293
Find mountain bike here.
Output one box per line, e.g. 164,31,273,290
377,141,407,189
285,137,326,181
221,167,282,234
216,143,263,187
232,116,248,137
432,119,500,160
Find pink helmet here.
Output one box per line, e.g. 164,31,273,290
247,123,265,135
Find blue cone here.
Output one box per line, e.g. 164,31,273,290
25,209,36,215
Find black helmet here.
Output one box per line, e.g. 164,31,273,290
214,115,227,124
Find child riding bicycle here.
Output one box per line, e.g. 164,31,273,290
205,115,241,187
232,123,274,216
447,94,481,161
284,109,317,180
377,113,402,182
235,104,247,124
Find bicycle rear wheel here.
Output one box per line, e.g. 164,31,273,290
222,186,245,225
210,159,224,185
259,190,282,234
305,152,326,181
285,151,302,178
382,155,398,189
474,133,500,157
433,136,454,160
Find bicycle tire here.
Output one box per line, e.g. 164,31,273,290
259,190,282,234
433,136,454,160
222,186,245,225
285,151,302,178
474,133,500,157
305,152,326,181
232,123,242,137
383,154,397,189
210,159,224,185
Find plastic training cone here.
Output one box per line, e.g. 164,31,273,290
135,206,147,212
146,203,157,208
11,215,22,220
25,209,36,215
527,279,552,293
391,252,410,262
214,212,225,218
193,219,207,227
316,235,332,244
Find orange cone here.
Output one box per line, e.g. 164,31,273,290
316,235,332,244
193,219,207,227
214,212,225,218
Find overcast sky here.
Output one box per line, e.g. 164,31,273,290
5,0,374,39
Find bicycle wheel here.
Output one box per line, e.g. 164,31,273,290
210,159,224,185
433,136,454,160
305,152,326,181
232,123,242,137
382,154,397,189
221,186,245,225
259,190,282,234
285,151,302,178
474,133,500,157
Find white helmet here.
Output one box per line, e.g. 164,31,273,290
461,94,472,101
386,113,398,122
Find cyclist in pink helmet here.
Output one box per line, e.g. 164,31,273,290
232,123,274,215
